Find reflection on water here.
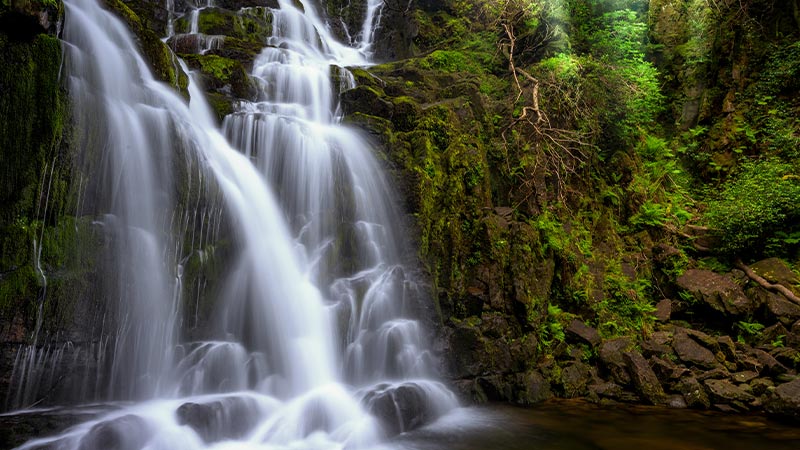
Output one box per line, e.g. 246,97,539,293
4,399,800,449
396,400,800,450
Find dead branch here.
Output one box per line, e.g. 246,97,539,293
735,258,800,305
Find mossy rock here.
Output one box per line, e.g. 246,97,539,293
0,0,63,39
173,6,272,44
0,32,66,224
102,0,189,95
181,53,253,99
205,91,236,123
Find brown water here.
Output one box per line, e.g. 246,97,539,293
395,400,800,450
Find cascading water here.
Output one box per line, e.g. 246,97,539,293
13,0,458,448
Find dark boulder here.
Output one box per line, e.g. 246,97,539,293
676,269,754,316
340,85,393,119
599,338,633,385
176,396,261,443
560,362,595,398
623,351,666,405
765,378,800,422
362,382,452,436
703,379,755,405
672,333,718,368
566,320,601,347
78,415,150,450
513,370,552,404
674,377,710,409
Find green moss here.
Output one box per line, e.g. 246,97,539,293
103,0,188,95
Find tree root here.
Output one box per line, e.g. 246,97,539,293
735,258,800,306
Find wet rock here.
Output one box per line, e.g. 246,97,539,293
589,382,624,400
214,0,278,9
759,323,789,347
673,333,717,368
765,378,800,422
676,269,754,315
704,379,755,404
623,351,666,405
476,375,513,401
514,370,552,404
674,377,710,409
340,85,393,119
446,323,485,377
560,362,595,398
78,415,150,450
600,338,632,385
176,396,260,443
667,395,688,408
0,0,62,38
362,382,448,436
566,319,600,347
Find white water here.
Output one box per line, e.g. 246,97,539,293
12,0,458,448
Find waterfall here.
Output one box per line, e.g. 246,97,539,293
13,0,458,448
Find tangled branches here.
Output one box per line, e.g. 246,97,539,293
497,11,592,207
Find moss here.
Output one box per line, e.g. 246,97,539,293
181,53,252,99
206,92,235,123
0,32,65,225
174,7,273,44
102,0,188,95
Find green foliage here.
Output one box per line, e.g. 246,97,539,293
705,158,800,256
537,303,567,351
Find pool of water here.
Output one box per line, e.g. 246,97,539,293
394,400,800,450
3,400,800,449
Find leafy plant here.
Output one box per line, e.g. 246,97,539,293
705,158,800,256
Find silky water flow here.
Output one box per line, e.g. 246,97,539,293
11,0,459,448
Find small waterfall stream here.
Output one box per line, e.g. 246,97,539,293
12,0,458,448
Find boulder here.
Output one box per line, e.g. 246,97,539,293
750,378,775,396
341,85,393,119
650,355,689,380
599,338,632,385
623,351,666,405
672,333,717,368
749,348,788,376
78,415,150,450
674,377,710,409
362,382,451,436
750,258,800,291
676,269,754,315
560,362,595,398
763,290,800,325
176,396,260,443
566,319,601,346
641,331,673,357
654,299,672,321
765,378,800,422
703,379,755,404
514,370,552,404
446,323,486,377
